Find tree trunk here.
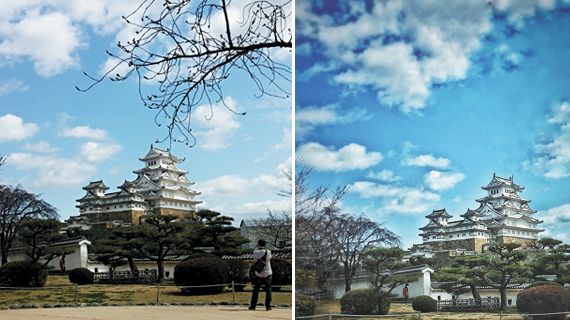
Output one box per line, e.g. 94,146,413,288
1,240,9,264
499,287,507,311
469,284,481,300
127,256,138,273
157,260,165,283
344,263,352,293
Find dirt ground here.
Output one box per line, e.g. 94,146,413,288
0,305,292,320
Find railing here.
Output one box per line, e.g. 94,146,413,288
93,270,158,284
437,297,500,312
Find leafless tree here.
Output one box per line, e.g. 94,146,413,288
295,167,347,292
250,168,292,250
0,185,58,265
333,213,399,292
295,168,400,294
78,0,292,146
251,210,291,249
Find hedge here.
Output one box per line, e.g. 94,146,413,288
174,256,228,294
340,289,391,315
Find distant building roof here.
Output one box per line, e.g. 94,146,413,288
83,180,109,190
426,209,452,219
391,264,433,275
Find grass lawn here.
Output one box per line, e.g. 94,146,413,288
0,275,292,307
312,300,541,320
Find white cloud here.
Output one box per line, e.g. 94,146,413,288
296,104,370,138
424,170,465,191
367,169,402,182
80,141,122,163
298,0,492,112
297,142,382,172
275,128,292,150
537,203,570,243
404,154,451,169
0,11,83,76
0,114,39,142
5,152,97,188
23,141,58,153
334,42,431,112
241,199,291,212
350,181,440,215
298,0,560,113
492,0,556,24
0,1,143,77
197,159,291,215
60,125,108,140
531,101,570,179
548,101,570,125
194,97,242,150
0,79,28,95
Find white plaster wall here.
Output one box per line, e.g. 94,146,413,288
7,243,87,271
390,272,428,298
328,276,371,299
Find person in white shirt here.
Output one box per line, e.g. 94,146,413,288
249,239,272,310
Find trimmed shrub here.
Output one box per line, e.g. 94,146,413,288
517,285,569,320
296,294,316,317
271,258,292,291
175,256,228,294
0,261,48,287
527,281,564,289
340,289,391,315
224,259,248,291
68,268,94,285
412,295,437,313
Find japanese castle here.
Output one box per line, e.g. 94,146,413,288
410,174,544,255
69,145,201,227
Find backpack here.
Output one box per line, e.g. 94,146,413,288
252,250,267,273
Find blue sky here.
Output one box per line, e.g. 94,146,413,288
0,1,292,223
296,0,570,248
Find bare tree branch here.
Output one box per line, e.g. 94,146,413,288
77,0,292,147
0,185,58,265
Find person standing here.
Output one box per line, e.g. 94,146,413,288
59,254,66,273
403,283,409,302
249,239,272,311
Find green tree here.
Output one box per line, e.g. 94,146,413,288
123,214,191,283
193,209,248,255
529,238,570,284
466,243,532,311
18,218,72,285
0,185,58,264
409,253,452,274
362,247,408,293
537,237,563,250
438,255,485,300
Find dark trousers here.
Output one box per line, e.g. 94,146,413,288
250,275,272,309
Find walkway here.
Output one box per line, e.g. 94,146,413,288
0,305,292,320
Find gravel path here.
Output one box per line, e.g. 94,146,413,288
0,305,292,320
